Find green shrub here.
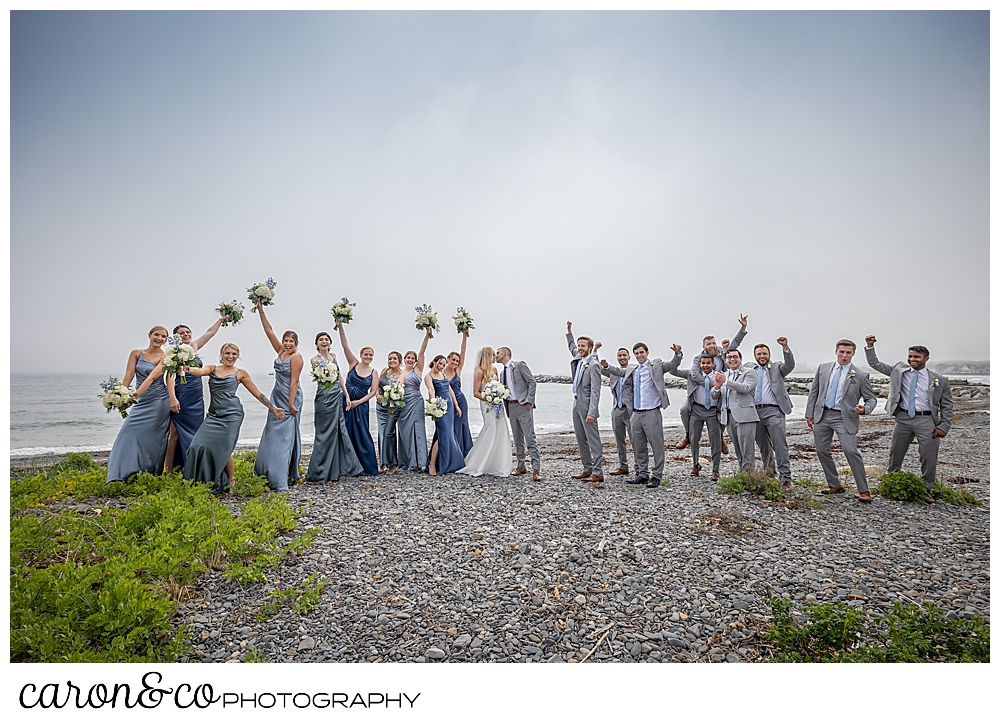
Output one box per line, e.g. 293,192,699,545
256,574,325,621
878,471,928,502
931,481,980,506
716,469,783,501
764,598,989,662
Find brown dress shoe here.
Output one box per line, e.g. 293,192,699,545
572,472,590,479
781,480,793,492
609,468,629,476
690,463,701,477
721,438,729,455
511,467,527,476
923,495,936,504
711,471,720,482
820,486,846,495
676,437,690,450
533,470,542,481
858,491,872,504
585,475,604,483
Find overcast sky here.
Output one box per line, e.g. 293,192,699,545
11,11,989,376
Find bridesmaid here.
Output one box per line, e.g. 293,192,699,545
107,326,176,481
376,352,406,475
164,315,227,474
253,301,304,492
445,330,474,457
305,332,363,483
425,354,464,476
337,322,380,476
397,329,431,471
183,343,286,494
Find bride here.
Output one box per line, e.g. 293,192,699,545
459,346,513,477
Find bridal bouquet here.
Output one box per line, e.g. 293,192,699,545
99,377,135,418
216,300,245,327
330,297,356,329
482,379,509,419
311,359,339,391
161,335,199,384
414,304,440,338
248,278,277,310
425,396,448,419
381,378,406,413
453,307,475,334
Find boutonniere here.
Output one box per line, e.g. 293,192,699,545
847,370,856,379
766,362,772,370
932,377,940,387
582,360,591,370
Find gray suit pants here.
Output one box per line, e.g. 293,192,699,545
508,402,540,471
725,416,757,473
689,404,722,473
631,408,665,481
887,414,940,491
755,406,791,483
611,404,632,469
572,403,603,476
813,413,869,493
680,399,691,439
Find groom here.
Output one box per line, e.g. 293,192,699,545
495,346,542,481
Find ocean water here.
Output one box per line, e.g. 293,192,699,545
12,371,986,458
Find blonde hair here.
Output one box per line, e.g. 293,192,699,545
149,325,168,336
360,345,374,357
478,346,496,381
219,343,241,362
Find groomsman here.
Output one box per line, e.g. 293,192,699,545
676,315,748,451
713,349,759,473
601,343,682,489
671,352,723,480
566,328,604,482
805,339,878,503
864,335,953,504
495,346,542,481
600,347,636,476
752,338,796,490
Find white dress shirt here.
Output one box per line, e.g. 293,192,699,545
634,361,661,410
755,365,780,406
504,362,517,403
900,367,931,413
828,362,851,410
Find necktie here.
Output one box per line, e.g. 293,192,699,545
503,365,508,388
907,370,917,418
755,367,764,403
616,377,624,409
572,359,583,394
826,365,843,409
727,370,737,409
703,375,711,409
634,365,643,409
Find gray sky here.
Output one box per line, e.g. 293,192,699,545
11,11,989,376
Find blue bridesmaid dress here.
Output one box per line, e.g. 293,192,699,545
305,360,363,482
106,353,171,481
376,371,400,470
254,356,303,491
449,373,474,457
184,371,245,494
344,367,379,476
170,355,205,469
396,369,427,471
432,377,464,475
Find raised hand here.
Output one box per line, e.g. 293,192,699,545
865,335,877,347
594,341,602,352
721,339,730,351
738,314,748,330
670,344,682,355
777,336,789,350
566,321,573,334
600,359,609,368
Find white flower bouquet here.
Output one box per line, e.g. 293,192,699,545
216,300,245,327
311,359,340,391
414,304,440,338
330,297,356,329
453,307,475,334
161,335,200,384
248,277,277,311
380,377,406,413
425,396,448,419
99,376,135,419
481,379,509,419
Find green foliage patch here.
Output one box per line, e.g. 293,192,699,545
878,471,981,505
931,481,981,506
255,573,326,622
764,597,989,662
716,469,783,501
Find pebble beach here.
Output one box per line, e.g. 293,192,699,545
160,395,989,664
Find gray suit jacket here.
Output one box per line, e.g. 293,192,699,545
600,362,637,408
690,327,747,372
864,346,953,434
805,361,878,435
605,354,682,411
503,360,537,408
713,365,760,425
573,357,603,418
753,348,796,415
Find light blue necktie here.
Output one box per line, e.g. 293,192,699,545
616,377,624,409
826,365,843,409
755,367,764,403
634,365,643,409
572,359,584,394
727,370,737,409
703,375,711,409
907,370,917,418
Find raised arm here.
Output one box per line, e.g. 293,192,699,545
662,347,683,375
776,337,795,377
338,324,360,369
256,301,282,354
288,353,303,416
728,314,748,351
566,328,580,359
192,317,226,352
122,349,141,387
863,336,895,376
456,330,468,374
416,329,430,373
183,364,216,377
238,370,287,420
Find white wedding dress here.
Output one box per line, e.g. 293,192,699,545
459,378,513,477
